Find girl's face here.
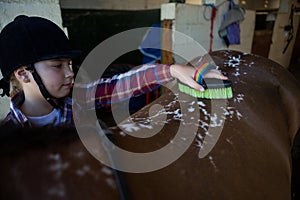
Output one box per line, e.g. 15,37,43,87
34,58,74,98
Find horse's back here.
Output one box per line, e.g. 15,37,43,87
110,50,300,199
1,50,299,200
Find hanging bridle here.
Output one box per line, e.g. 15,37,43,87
282,4,295,54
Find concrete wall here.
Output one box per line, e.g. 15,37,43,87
161,2,255,64
0,0,64,119
0,0,63,29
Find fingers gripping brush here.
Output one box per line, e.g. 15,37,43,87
178,63,233,99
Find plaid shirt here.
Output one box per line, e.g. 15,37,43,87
1,64,173,127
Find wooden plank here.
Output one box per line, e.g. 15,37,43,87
161,19,174,65
161,19,174,95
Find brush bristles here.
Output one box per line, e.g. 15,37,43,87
178,83,233,99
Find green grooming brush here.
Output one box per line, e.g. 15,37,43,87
178,63,233,99
178,79,233,99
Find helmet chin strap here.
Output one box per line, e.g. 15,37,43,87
26,64,60,109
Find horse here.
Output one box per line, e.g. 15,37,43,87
108,50,300,199
0,50,299,200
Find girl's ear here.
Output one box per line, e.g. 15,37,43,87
14,67,30,83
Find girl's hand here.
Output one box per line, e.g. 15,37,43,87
170,64,228,92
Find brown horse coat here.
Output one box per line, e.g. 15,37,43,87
0,50,299,200
0,126,120,200
110,50,300,199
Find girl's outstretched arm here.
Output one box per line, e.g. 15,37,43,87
75,63,227,108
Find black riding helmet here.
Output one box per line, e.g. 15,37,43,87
0,15,81,107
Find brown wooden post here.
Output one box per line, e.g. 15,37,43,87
161,19,174,65
161,19,174,94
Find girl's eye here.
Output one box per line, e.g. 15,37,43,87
53,64,62,68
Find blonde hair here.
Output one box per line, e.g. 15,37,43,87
9,74,22,97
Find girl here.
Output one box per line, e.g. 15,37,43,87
0,15,227,127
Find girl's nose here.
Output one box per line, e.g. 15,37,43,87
65,64,74,78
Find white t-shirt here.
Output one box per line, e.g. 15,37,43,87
27,109,60,127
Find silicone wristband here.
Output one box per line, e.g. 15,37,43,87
193,63,215,84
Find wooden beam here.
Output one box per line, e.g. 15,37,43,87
161,19,174,64
59,0,169,10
